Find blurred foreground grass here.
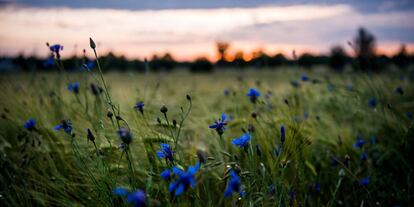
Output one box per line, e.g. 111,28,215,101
0,68,413,206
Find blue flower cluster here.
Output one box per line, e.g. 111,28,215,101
167,163,200,196
23,118,36,131
67,82,80,94
247,88,261,103
113,187,146,207
209,113,228,136
156,143,174,163
224,170,245,197
54,120,73,134
232,133,251,148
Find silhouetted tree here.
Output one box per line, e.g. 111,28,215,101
329,45,349,71
375,55,392,70
190,57,213,73
268,54,288,67
393,44,410,69
233,51,247,68
161,53,175,71
250,50,271,68
149,53,176,72
216,42,230,66
353,27,377,70
298,53,315,69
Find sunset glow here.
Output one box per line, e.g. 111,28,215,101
0,3,413,60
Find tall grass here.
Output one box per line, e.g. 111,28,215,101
0,46,413,206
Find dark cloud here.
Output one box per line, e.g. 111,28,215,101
6,0,414,13
218,8,414,48
372,26,414,42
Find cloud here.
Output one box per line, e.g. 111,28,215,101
219,7,414,55
0,4,413,60
5,0,414,13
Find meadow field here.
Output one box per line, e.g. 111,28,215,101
0,67,413,206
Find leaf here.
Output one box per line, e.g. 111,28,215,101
305,160,317,176
142,131,174,144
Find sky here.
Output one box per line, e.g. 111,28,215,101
0,0,413,61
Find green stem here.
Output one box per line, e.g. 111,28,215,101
93,49,121,130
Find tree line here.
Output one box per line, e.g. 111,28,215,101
1,28,413,73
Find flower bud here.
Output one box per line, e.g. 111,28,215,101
107,111,113,118
89,37,96,49
160,105,168,114
87,128,95,143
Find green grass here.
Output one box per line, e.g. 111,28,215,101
0,68,413,206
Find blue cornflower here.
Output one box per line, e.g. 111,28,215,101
232,133,251,148
395,86,404,95
54,120,73,134
168,163,200,196
406,112,413,120
347,84,353,91
301,74,309,81
368,98,377,108
161,169,172,180
223,89,230,96
361,151,367,161
156,143,174,163
359,177,369,186
247,88,261,103
48,44,63,59
290,190,295,203
86,61,95,70
24,118,36,131
268,184,276,195
224,170,245,197
303,112,309,119
134,101,145,114
127,190,146,207
49,44,63,53
43,56,55,67
354,135,365,148
112,187,129,197
280,125,286,144
209,113,228,136
118,128,132,144
291,80,299,88
314,182,321,193
67,82,80,94
82,61,95,71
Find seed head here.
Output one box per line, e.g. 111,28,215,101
89,37,96,49
280,125,286,144
251,112,258,119
118,128,132,144
160,105,168,114
196,149,207,164
87,128,95,143
107,111,113,119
